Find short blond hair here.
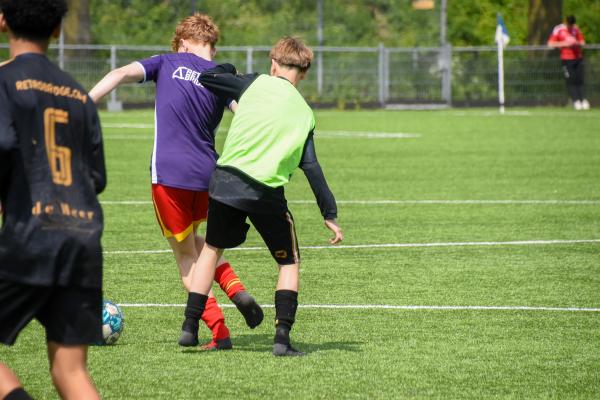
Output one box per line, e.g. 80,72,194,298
171,13,219,52
269,36,313,73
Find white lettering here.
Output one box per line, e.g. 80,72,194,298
171,66,204,87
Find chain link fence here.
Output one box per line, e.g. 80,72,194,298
1,43,598,109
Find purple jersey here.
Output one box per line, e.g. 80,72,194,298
137,53,225,191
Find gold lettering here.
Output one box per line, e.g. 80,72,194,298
44,205,54,214
14,80,87,103
32,201,41,215
60,202,71,215
87,211,94,220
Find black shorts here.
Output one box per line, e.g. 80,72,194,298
205,198,300,265
0,280,102,346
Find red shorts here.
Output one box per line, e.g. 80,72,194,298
151,184,209,242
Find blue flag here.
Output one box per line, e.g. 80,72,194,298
495,14,510,47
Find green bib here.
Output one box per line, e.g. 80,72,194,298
217,74,315,188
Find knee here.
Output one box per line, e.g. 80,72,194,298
49,360,87,385
181,277,192,292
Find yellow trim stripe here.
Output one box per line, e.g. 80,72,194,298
224,279,241,292
152,198,173,237
172,224,194,242
286,212,300,264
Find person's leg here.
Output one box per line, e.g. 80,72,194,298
47,342,99,400
0,281,48,399
562,60,580,108
168,234,231,348
153,185,233,346
574,59,590,109
179,199,252,346
0,364,30,400
179,243,224,346
273,263,304,356
250,210,304,356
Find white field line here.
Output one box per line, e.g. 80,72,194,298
315,130,420,139
100,199,600,206
101,124,420,140
116,303,600,312
450,111,600,118
104,238,600,255
103,123,154,129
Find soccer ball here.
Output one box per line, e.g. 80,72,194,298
100,300,124,345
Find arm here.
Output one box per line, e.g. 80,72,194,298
198,63,258,102
299,132,343,244
87,104,107,194
89,62,145,103
576,28,585,45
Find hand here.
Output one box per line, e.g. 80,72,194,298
563,35,577,47
324,219,343,245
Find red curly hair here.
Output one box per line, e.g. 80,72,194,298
171,13,219,52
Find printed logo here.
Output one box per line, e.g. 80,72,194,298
274,250,288,259
172,66,204,87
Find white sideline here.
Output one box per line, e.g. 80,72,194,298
116,303,600,312
104,238,600,255
102,124,421,140
100,199,600,205
451,111,600,118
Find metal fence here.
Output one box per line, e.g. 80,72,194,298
1,43,598,109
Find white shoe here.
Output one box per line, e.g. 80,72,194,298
574,100,582,110
581,99,590,110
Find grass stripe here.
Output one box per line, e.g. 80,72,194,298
103,238,600,255
100,199,600,205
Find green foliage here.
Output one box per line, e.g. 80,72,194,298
88,0,600,47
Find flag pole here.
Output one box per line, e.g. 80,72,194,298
497,37,505,114
495,13,507,115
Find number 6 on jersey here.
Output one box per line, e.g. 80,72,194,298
44,107,72,186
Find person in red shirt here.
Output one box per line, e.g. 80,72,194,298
547,15,589,110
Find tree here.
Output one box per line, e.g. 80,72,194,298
64,0,91,44
528,0,562,45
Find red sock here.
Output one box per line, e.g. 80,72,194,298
201,297,230,341
214,262,246,300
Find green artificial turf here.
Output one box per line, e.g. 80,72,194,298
2,108,599,399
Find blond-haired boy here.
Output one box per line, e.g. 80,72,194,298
179,37,343,356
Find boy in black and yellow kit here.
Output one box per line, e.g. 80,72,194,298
0,0,105,398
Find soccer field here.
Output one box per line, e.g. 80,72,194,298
3,108,600,399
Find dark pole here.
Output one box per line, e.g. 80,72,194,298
191,0,196,14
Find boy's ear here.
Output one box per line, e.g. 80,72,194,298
270,59,278,75
0,13,8,33
51,24,61,39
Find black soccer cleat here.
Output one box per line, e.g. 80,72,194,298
178,330,199,347
272,343,306,357
232,291,264,329
200,337,233,351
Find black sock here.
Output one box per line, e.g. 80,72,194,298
182,292,208,332
274,290,298,345
4,388,33,400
